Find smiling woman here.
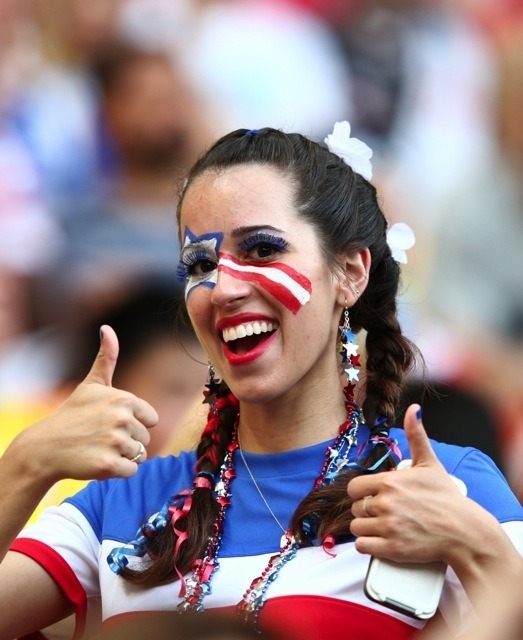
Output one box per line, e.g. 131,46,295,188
0,124,522,640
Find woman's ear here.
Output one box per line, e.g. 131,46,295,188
336,248,371,307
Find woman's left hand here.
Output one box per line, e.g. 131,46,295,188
347,404,471,566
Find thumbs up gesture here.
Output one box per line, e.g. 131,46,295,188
8,325,158,484
347,404,469,565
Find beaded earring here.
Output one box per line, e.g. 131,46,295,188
203,360,221,405
339,308,360,398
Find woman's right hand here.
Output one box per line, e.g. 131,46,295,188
4,324,158,485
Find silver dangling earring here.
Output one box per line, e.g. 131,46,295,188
203,360,221,405
338,308,360,396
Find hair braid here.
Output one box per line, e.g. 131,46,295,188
355,253,418,429
120,387,238,587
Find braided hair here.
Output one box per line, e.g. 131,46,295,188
120,127,419,587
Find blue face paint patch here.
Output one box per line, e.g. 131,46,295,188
178,227,224,299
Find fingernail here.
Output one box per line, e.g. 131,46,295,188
99,328,104,342
416,407,423,421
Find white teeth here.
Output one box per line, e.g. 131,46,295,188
222,321,279,343
236,325,247,339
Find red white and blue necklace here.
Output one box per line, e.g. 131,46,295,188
177,402,362,629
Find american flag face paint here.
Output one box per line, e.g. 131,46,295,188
218,253,311,314
178,226,312,313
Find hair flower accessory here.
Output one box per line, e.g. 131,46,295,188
386,222,416,264
324,121,373,181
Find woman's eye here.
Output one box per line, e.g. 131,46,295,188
191,258,217,275
239,232,289,261
252,243,279,259
177,249,217,282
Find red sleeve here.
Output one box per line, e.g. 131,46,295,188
11,538,87,639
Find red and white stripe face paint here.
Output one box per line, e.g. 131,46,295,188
218,252,311,314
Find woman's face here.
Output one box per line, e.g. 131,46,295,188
178,164,344,405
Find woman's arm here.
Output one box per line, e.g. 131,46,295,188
0,326,157,637
418,556,523,640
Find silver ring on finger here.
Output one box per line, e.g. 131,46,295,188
362,494,374,517
129,441,145,464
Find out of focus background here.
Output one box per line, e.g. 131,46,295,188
0,0,522,499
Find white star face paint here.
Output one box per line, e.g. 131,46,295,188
177,228,223,300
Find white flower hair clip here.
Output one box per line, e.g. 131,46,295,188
324,121,373,181
386,222,416,264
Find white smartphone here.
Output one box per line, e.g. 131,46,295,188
364,556,447,619
363,461,467,619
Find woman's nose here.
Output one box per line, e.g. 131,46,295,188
210,265,252,308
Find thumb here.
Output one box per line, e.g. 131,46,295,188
85,324,119,386
403,404,440,468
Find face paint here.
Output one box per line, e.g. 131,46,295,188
218,252,311,314
177,227,223,299
178,226,312,312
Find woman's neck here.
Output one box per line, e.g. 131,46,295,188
237,384,350,454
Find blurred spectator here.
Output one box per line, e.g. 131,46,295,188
330,1,411,155
338,2,498,213
0,1,62,394
38,42,211,334
0,0,43,115
178,0,353,138
418,26,523,497
11,0,123,205
92,41,209,199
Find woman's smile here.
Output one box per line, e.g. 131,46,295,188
217,313,279,356
217,312,279,364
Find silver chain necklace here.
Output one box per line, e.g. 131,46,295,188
238,434,288,540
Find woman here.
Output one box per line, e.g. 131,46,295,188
0,124,521,640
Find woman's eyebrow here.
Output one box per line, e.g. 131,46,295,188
231,225,284,239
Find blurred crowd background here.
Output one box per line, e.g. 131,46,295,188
0,0,522,500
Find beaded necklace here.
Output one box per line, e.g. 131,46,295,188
177,402,362,629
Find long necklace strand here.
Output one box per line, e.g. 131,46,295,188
178,402,362,630
238,436,288,539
